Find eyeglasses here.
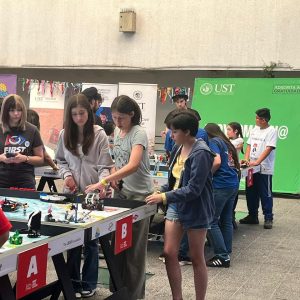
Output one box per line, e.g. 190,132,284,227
9,109,22,113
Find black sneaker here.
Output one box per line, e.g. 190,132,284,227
232,218,238,230
178,255,192,266
264,220,273,229
206,256,230,268
239,215,259,224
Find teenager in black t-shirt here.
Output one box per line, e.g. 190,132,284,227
0,94,44,189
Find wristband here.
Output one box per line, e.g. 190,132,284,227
100,178,108,186
161,193,167,205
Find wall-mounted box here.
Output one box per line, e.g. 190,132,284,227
119,11,136,32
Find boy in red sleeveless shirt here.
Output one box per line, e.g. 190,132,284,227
0,208,12,247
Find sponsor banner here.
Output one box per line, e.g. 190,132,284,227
48,230,84,256
118,83,158,154
0,74,17,97
81,83,118,124
92,219,116,239
81,83,118,108
29,82,65,152
0,253,17,277
29,82,65,109
193,78,300,193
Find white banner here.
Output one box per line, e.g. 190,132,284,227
29,82,65,150
118,83,157,154
29,82,65,109
81,83,118,108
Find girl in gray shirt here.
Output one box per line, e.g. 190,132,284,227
86,95,153,299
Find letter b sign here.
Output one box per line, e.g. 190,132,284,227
115,215,133,254
122,223,127,239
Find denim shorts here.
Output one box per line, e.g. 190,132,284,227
165,203,180,222
165,203,210,229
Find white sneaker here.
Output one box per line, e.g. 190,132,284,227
178,255,192,266
158,253,165,263
75,292,82,299
81,289,96,298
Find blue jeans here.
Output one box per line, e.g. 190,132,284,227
246,173,273,221
208,188,238,260
68,239,99,292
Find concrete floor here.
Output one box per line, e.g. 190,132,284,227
145,194,300,300
9,179,300,299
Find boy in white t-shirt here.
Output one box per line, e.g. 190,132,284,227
239,108,278,229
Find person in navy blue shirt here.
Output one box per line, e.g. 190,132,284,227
146,110,215,300
204,123,240,268
163,105,209,265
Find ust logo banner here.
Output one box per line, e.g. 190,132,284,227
193,78,300,194
200,83,235,95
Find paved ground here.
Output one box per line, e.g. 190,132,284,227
145,194,300,300
9,179,300,299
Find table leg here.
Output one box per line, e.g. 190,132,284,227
0,275,15,300
52,253,76,300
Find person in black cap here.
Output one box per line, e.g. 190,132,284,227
172,93,201,120
81,87,103,126
161,93,200,139
163,94,208,159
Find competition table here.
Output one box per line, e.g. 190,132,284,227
35,163,261,192
0,225,84,300
151,165,261,188
34,166,60,192
0,189,156,300
35,166,168,192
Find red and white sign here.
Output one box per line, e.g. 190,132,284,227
16,243,48,299
114,215,133,255
247,168,254,187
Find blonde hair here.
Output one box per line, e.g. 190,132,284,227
0,94,27,132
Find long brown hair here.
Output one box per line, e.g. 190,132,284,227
27,109,40,130
0,94,27,132
63,94,95,156
205,123,240,169
111,95,142,125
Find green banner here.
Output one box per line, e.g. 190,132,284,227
193,78,300,194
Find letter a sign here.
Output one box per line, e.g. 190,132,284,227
16,243,48,299
115,215,133,255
